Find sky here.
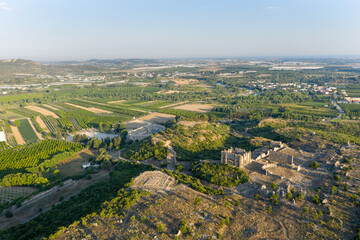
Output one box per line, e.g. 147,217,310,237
0,0,359,61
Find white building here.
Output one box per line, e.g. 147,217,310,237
0,131,6,142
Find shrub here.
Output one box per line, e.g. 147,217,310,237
313,194,320,204
176,164,183,172
157,223,164,233
309,161,320,169
286,193,293,201
303,207,309,213
330,186,337,195
334,175,341,182
271,182,277,189
5,210,13,218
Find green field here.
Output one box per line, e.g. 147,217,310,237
279,102,338,117
17,119,39,143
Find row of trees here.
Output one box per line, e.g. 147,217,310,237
0,173,48,187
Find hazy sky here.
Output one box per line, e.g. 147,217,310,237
0,0,359,61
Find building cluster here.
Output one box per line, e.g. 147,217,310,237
127,123,166,141
221,141,301,177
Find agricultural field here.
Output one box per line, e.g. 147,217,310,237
108,99,173,111
25,105,59,118
137,112,176,123
0,142,8,151
65,102,112,114
0,187,36,203
41,116,57,133
278,102,338,117
172,103,215,112
36,116,49,132
17,119,39,143
3,124,17,146
9,125,24,145
0,140,82,177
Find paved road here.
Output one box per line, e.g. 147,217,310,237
332,99,345,120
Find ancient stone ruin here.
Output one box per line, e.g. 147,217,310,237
221,147,251,168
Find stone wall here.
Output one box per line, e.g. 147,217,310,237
269,151,293,165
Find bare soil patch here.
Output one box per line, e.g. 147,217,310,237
178,121,204,127
172,103,214,113
10,125,25,145
107,100,126,104
65,103,112,114
25,105,59,118
156,90,182,94
42,104,59,111
137,112,175,123
36,116,49,132
172,78,199,85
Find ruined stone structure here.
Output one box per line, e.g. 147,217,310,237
268,151,294,165
127,123,166,141
221,148,251,168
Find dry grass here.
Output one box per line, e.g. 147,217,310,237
137,112,175,123
172,104,214,113
65,103,112,114
172,78,199,85
36,116,49,132
42,104,59,111
156,90,182,94
9,125,25,145
56,148,96,177
107,100,126,104
25,105,59,118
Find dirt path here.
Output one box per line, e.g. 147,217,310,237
279,217,290,239
9,125,25,145
36,116,49,132
27,118,43,140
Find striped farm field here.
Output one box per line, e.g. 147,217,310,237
0,140,83,177
17,119,39,143
41,116,57,133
